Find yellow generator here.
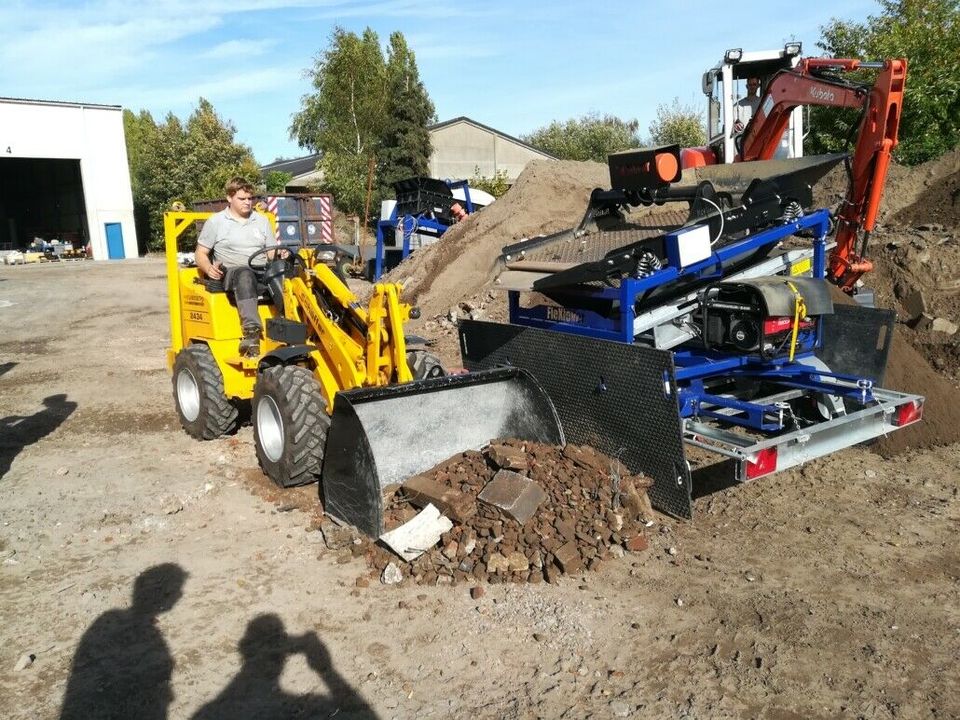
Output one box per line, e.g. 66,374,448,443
164,211,562,534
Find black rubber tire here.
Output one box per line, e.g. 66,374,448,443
406,349,445,380
253,365,329,488
172,345,239,440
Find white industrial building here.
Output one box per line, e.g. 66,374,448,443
0,97,138,260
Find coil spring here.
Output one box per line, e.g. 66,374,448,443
783,201,803,223
634,251,663,278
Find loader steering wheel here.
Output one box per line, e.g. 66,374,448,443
247,245,305,284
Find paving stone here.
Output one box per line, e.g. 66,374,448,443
478,469,547,525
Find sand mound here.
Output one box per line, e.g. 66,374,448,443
385,160,609,318
892,148,960,226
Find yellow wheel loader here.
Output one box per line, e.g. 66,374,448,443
164,211,563,534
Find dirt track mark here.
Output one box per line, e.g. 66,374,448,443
0,368,61,388
64,407,177,435
0,338,56,356
240,467,322,520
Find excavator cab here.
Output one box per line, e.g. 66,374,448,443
701,44,806,163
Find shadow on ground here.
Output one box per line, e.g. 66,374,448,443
192,613,379,719
59,564,188,720
0,393,77,478
691,458,740,500
58,564,377,720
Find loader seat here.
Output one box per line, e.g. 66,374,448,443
193,274,274,306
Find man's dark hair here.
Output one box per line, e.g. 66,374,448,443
225,177,256,198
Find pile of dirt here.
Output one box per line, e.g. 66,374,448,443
826,281,960,455
365,441,652,586
875,332,960,455
811,148,960,224
891,148,960,226
383,159,610,319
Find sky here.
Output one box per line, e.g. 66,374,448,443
3,0,880,165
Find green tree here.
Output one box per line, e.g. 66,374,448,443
264,171,293,193
470,167,510,198
522,114,641,162
123,109,159,252
813,0,960,164
290,27,387,218
183,98,260,200
377,32,435,202
123,99,259,251
648,99,706,147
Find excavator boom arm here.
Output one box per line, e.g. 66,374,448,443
740,58,907,291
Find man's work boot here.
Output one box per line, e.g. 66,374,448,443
239,325,261,357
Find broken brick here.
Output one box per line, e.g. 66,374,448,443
402,474,476,523
625,533,649,552
554,541,583,574
486,444,530,471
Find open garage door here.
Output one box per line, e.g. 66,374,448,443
0,158,87,252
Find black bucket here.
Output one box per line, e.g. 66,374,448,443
320,367,564,536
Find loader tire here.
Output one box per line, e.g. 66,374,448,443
406,349,445,381
173,345,239,440
253,365,329,488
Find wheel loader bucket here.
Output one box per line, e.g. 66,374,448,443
320,367,564,536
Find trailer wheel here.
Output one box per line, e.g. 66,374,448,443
407,349,445,380
334,255,353,283
253,365,329,488
173,345,239,440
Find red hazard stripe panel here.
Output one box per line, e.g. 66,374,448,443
320,195,333,242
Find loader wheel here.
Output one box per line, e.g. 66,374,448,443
173,345,239,440
406,349,445,380
253,365,330,488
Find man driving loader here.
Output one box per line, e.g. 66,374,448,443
194,177,275,357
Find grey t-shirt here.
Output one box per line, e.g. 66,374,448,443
197,209,273,269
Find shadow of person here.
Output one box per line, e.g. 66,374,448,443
192,613,379,720
59,563,188,720
0,392,77,478
0,361,15,378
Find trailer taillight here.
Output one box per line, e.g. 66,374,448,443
745,447,778,479
893,399,923,426
762,316,816,335
762,316,794,335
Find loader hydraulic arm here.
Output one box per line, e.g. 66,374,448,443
740,57,907,292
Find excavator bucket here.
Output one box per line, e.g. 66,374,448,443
320,367,564,536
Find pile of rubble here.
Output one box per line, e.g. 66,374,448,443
363,440,654,586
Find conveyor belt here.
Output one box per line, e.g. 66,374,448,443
503,209,688,270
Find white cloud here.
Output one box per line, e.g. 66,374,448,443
118,64,303,109
201,39,280,60
0,0,360,98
